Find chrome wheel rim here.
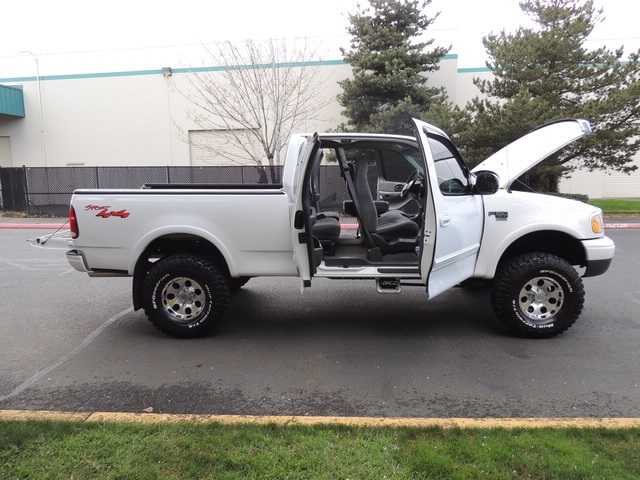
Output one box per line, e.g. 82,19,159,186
161,276,206,323
518,276,564,325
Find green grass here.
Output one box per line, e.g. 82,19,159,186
1,420,639,479
588,199,640,214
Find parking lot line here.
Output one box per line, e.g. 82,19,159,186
0,307,133,403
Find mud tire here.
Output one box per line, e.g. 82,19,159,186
143,254,230,338
491,252,584,338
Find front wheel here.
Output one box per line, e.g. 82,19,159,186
142,254,230,338
491,253,584,338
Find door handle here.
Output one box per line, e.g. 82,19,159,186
439,214,451,227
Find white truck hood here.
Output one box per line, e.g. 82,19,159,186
471,119,592,189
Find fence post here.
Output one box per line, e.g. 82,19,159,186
22,165,30,215
166,166,171,184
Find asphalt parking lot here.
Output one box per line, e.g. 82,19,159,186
0,226,638,418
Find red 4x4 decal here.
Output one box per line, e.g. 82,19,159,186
85,204,130,218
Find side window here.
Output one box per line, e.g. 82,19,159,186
379,150,414,182
429,137,470,195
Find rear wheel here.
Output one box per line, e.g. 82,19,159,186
491,252,584,338
143,254,230,338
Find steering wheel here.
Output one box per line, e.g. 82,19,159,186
401,170,420,198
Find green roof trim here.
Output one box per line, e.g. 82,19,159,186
0,55,459,83
0,84,25,117
458,67,492,73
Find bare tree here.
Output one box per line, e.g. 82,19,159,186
181,38,329,183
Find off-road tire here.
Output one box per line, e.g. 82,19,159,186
143,254,230,338
491,252,584,338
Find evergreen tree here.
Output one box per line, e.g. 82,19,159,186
338,0,452,135
457,0,640,191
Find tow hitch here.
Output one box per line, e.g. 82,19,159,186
376,277,401,294
27,230,73,249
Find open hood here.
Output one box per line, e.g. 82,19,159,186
471,119,592,189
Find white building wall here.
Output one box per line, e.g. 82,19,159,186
601,163,640,197
558,169,604,199
455,69,490,106
559,158,640,198
0,61,358,168
44,75,175,166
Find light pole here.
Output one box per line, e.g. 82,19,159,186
21,51,47,167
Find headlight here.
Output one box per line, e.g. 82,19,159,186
590,212,604,234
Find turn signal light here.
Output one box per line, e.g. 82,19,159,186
591,213,603,234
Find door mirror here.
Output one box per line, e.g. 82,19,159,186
473,171,500,195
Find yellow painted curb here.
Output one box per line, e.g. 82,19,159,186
2,410,640,429
0,410,92,422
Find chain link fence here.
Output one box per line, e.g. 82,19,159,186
0,165,350,217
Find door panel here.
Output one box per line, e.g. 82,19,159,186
413,119,485,298
428,194,484,297
290,134,320,287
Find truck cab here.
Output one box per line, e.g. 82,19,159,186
289,123,493,295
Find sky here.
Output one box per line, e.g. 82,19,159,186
1,0,639,78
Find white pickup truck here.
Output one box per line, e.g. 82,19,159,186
32,118,614,339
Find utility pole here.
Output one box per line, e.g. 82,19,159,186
21,51,47,167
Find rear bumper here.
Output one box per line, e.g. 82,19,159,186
582,236,615,277
66,249,90,273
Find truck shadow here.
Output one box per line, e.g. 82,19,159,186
219,279,508,340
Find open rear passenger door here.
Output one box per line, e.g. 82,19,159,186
290,134,322,288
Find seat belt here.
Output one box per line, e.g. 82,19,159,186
337,149,382,260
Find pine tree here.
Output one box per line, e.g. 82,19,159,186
338,0,451,135
457,0,640,191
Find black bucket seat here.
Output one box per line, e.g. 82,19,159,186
353,159,419,254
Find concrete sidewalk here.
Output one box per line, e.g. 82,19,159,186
601,215,640,229
0,216,68,229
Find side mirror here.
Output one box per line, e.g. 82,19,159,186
473,171,500,195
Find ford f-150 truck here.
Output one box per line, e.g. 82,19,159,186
31,118,615,339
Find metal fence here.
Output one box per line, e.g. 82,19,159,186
0,165,351,217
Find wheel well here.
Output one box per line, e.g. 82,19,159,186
132,234,229,310
497,230,586,273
